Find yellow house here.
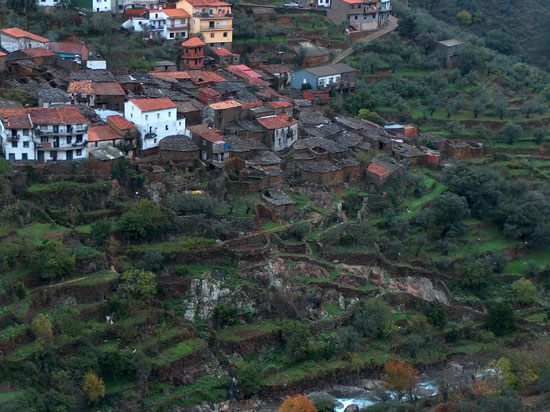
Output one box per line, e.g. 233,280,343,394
176,0,233,49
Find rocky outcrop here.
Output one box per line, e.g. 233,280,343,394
388,276,449,304
184,273,231,322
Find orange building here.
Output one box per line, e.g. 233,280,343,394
181,36,205,69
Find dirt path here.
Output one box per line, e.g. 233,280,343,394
332,15,399,64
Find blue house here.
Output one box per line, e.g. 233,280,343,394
290,63,356,91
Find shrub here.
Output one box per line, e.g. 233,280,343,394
511,278,536,305
486,302,517,336
36,241,76,280
424,300,447,329
352,298,393,340
120,269,157,301
309,393,338,412
212,304,239,327
15,282,26,300
235,361,263,395
91,220,112,247
135,250,165,272
82,371,105,404
117,200,170,242
288,223,311,242
281,320,311,362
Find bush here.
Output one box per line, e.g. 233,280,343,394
212,304,239,327
511,278,536,305
351,299,393,340
135,250,165,272
235,361,263,395
169,193,213,215
288,223,311,242
36,241,76,280
281,320,311,362
424,300,447,329
117,200,170,242
91,220,112,247
486,302,517,336
120,269,157,301
309,393,338,412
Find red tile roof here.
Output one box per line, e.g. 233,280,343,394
21,48,55,58
125,8,147,18
228,64,262,79
0,51,6,57
107,115,137,131
209,99,241,110
92,82,126,96
1,28,49,43
182,36,205,47
248,78,269,88
342,0,366,3
239,100,263,110
188,124,223,143
0,109,32,129
28,107,88,125
49,42,88,56
211,47,232,56
257,114,298,130
186,70,227,84
199,87,220,97
267,101,292,109
130,98,176,112
367,163,390,176
68,80,94,94
88,125,121,142
163,8,190,17
258,64,292,75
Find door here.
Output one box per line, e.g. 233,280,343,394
66,150,73,161
37,151,44,162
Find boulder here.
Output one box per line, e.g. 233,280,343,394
344,404,359,412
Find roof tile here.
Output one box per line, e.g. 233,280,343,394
130,98,176,112
257,113,298,130
1,28,49,43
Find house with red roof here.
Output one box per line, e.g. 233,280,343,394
210,46,239,67
68,80,126,111
181,36,205,69
49,42,89,62
0,28,49,53
257,113,299,152
366,154,403,187
203,99,242,130
187,123,227,161
0,107,89,162
123,98,188,152
176,0,234,48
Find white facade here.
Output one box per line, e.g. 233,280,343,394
0,111,88,162
93,0,112,12
318,74,340,88
37,0,61,6
0,33,49,53
123,101,187,151
317,0,330,7
121,10,189,40
272,122,299,152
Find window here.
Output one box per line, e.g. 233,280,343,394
157,113,160,119
145,114,148,120
9,154,14,161
22,153,27,160
223,32,227,37
165,125,169,130
11,141,17,148
23,141,29,148
67,137,72,144
179,122,182,126
210,33,214,39
170,33,175,39
41,137,48,143
154,138,157,143
168,111,171,117
76,135,82,142
355,15,358,20
23,129,29,136
76,149,82,156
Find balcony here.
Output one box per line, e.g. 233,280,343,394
200,25,232,31
167,24,189,31
193,12,232,18
35,128,87,136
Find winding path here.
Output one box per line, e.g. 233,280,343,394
332,15,399,64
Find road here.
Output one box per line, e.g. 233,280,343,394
332,15,399,64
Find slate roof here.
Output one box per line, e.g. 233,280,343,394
159,135,199,152
298,160,340,174
299,110,330,126
334,131,363,148
89,146,124,161
294,137,346,153
303,122,343,138
305,63,356,78
70,70,116,82
392,143,426,158
249,151,281,165
371,154,403,174
37,87,70,103
224,135,266,152
262,189,295,206
258,64,292,76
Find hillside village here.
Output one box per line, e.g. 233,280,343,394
1,0,550,412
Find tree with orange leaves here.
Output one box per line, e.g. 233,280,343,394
277,394,318,412
381,360,420,401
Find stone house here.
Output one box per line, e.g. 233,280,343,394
0,28,49,53
158,134,200,163
290,63,357,91
435,39,464,69
188,123,227,161
262,188,295,216
327,0,382,32
68,80,127,111
203,99,242,130
257,114,299,152
367,154,403,187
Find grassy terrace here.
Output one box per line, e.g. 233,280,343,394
16,223,69,246
217,320,281,342
151,339,205,366
26,180,109,194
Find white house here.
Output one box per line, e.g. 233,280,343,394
121,8,190,40
257,114,299,152
0,107,89,162
37,0,61,6
317,0,330,7
123,98,187,152
0,28,49,53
